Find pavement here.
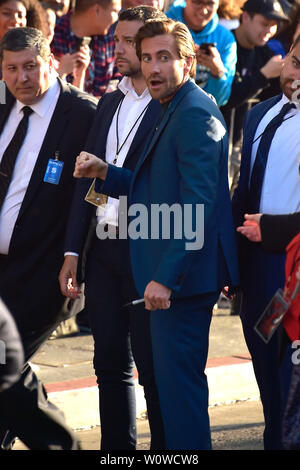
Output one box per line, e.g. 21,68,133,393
13,304,266,451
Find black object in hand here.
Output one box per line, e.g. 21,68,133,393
74,36,92,52
199,42,216,55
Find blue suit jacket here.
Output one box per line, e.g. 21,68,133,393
100,80,239,298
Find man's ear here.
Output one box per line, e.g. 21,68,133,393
94,3,104,17
48,53,55,72
242,11,251,25
184,56,193,75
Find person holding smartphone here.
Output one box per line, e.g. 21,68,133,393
166,0,237,106
51,0,121,97
55,36,92,91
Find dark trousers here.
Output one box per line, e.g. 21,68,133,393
0,321,79,450
84,235,165,450
150,291,219,450
240,245,292,450
0,255,79,450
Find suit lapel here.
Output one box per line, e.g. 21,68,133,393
137,100,171,165
93,90,124,160
243,94,283,184
123,99,161,169
247,94,283,147
17,79,73,221
133,80,196,179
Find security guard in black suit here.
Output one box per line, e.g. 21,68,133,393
0,27,97,449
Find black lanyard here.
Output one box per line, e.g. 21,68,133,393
113,94,150,165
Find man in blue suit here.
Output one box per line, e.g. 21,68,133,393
74,18,239,449
59,6,166,451
232,35,300,449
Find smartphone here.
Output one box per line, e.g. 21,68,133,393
74,36,92,52
199,42,216,55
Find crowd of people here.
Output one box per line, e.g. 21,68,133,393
0,0,299,452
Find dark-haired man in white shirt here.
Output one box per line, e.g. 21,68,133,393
0,26,97,450
232,33,300,450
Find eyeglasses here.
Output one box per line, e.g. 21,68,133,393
190,0,218,10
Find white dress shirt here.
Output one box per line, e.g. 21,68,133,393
96,76,152,226
250,94,300,215
65,77,151,258
64,77,152,258
0,76,60,254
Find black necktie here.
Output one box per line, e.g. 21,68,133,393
248,102,296,213
0,106,33,212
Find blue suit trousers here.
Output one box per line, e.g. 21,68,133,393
150,291,220,450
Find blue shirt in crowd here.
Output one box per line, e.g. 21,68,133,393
166,2,237,107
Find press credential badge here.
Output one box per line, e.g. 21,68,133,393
44,151,64,185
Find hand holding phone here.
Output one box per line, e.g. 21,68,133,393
199,42,217,55
73,36,91,77
196,42,225,79
74,36,92,52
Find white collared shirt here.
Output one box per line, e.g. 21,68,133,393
96,76,151,226
250,94,300,215
0,76,60,254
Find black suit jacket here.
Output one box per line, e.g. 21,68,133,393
260,212,300,253
64,88,161,274
0,79,97,330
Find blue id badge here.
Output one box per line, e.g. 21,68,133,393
44,158,64,185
